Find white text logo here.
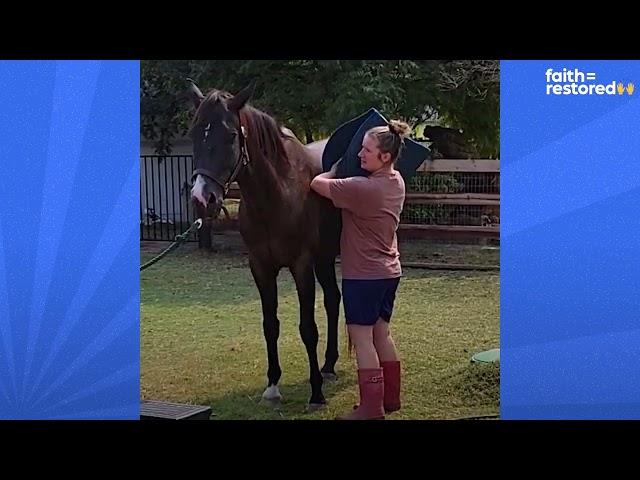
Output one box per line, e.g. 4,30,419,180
545,68,633,96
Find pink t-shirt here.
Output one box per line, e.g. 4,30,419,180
328,168,406,279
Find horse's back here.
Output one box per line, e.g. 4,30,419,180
304,138,329,174
279,127,327,174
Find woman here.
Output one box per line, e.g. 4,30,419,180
310,120,409,420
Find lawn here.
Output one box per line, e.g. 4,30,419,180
141,241,500,420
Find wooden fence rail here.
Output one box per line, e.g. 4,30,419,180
222,158,500,240
140,156,500,243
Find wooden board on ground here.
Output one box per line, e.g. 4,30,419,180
140,400,213,420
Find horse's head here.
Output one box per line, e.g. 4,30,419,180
186,80,256,217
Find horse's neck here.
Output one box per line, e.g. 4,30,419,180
237,142,291,212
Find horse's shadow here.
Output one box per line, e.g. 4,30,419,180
197,375,354,420
146,247,304,310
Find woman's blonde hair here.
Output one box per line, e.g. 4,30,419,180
365,119,412,163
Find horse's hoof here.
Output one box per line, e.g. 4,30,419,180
260,397,283,409
321,372,338,382
306,402,326,413
260,385,283,409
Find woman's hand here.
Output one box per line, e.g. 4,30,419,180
328,158,341,178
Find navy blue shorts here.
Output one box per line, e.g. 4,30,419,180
342,277,400,326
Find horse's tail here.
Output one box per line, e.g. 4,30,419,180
345,323,355,359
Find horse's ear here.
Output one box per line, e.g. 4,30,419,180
185,78,205,109
229,82,256,111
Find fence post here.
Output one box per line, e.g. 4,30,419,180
198,221,212,250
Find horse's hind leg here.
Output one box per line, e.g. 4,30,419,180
249,257,283,406
290,257,325,409
314,258,340,382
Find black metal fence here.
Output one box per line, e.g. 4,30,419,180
140,155,199,241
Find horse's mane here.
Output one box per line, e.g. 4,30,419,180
240,106,290,169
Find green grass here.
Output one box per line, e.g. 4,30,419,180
141,244,500,419
399,240,499,266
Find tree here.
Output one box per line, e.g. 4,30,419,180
141,60,499,158
432,60,500,157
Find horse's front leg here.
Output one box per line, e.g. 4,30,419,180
290,255,325,409
249,256,283,406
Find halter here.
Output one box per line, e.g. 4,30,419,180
191,122,250,198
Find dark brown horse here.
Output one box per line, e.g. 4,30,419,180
186,81,341,409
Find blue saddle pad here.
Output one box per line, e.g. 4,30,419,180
322,107,430,179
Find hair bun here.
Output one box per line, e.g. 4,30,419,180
387,119,412,138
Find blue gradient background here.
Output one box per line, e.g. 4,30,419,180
0,61,139,419
501,60,640,419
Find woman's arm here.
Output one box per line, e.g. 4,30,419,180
310,161,340,199
311,160,368,212
310,172,335,198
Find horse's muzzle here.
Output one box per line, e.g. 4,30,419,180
191,192,223,224
191,174,223,213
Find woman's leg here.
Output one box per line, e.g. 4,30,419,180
336,280,385,420
348,324,379,368
373,318,401,413
373,319,399,362
336,324,384,420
